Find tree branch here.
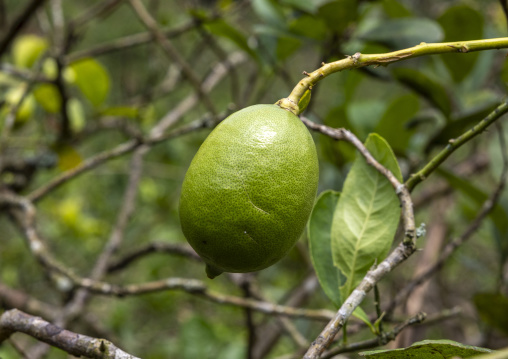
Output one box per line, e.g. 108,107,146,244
0,0,48,57
0,309,140,359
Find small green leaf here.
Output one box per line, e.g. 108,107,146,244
474,292,508,335
331,134,402,298
12,35,48,68
252,0,286,29
69,58,110,107
288,14,328,40
297,90,311,114
100,106,139,119
427,102,500,149
374,93,419,153
308,190,343,307
33,83,62,113
68,98,86,132
352,306,377,335
205,19,259,61
317,0,358,34
357,18,443,49
381,0,412,18
360,339,492,358
392,67,451,117
438,5,483,83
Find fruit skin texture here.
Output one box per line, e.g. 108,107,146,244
179,104,319,278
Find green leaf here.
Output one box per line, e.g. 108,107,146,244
437,168,508,235
438,5,483,83
33,83,62,113
205,19,259,61
317,0,358,34
360,339,492,358
332,134,402,298
68,98,86,133
374,93,419,153
12,35,48,68
357,18,443,49
308,190,343,307
68,58,110,107
280,0,317,13
392,67,451,117
352,306,376,334
297,89,311,114
288,14,328,41
474,292,508,335
252,0,286,29
100,106,139,119
428,101,500,149
381,0,412,18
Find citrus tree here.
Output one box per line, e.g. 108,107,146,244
1,0,508,358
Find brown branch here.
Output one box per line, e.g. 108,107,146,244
320,312,427,359
386,125,508,315
0,0,48,57
301,117,416,246
0,309,140,359
107,241,201,273
299,118,417,358
66,16,217,63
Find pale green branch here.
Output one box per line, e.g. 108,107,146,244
278,38,508,113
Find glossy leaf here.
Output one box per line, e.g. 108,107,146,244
438,5,483,83
375,93,419,153
392,67,451,117
360,339,492,358
308,190,343,307
474,292,508,336
356,18,443,49
69,58,110,107
331,134,402,297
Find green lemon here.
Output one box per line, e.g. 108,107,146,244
179,104,319,278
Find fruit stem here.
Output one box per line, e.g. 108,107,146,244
284,37,508,113
205,264,224,279
275,97,299,116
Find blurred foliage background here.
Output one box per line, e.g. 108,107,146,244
1,0,508,358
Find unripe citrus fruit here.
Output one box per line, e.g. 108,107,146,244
179,104,319,278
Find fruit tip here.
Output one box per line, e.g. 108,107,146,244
205,264,223,279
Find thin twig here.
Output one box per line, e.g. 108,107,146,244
66,16,217,63
107,241,201,273
386,125,508,315
0,0,48,57
0,309,140,359
406,100,508,191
